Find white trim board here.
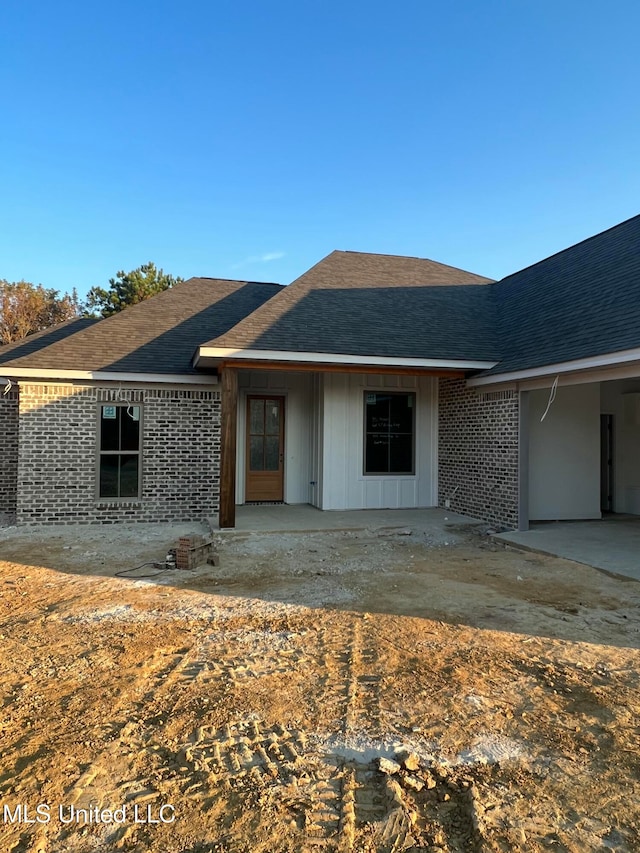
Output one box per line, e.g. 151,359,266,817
0,368,219,385
466,362,640,394
467,347,640,387
196,346,496,372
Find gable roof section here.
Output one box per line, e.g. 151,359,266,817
0,278,283,376
200,250,496,361
287,250,493,289
482,213,640,377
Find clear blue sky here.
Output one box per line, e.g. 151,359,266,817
2,0,639,298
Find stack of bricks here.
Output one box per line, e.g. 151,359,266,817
175,534,216,570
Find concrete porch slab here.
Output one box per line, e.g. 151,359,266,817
216,504,479,534
495,517,640,581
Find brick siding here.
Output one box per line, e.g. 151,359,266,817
16,384,220,525
0,389,19,525
438,377,519,529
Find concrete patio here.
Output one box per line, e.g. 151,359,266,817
218,504,477,534
496,516,640,581
216,505,640,585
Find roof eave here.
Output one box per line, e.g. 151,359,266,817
0,367,219,385
195,346,497,372
467,346,640,387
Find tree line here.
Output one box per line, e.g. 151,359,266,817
0,263,182,345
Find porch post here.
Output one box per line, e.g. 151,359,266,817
220,366,238,529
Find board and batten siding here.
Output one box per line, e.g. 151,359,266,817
236,371,314,505
319,373,437,510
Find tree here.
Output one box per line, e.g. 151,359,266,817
0,280,82,345
85,262,183,318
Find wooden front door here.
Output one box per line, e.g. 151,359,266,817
245,396,285,502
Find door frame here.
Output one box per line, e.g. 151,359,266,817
244,394,286,502
600,412,614,513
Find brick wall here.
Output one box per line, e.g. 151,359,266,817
17,384,220,525
438,377,519,529
0,389,19,525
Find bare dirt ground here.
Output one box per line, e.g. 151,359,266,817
1,518,640,852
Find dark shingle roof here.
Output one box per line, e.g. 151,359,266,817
482,213,640,376
209,286,498,360
0,278,283,375
204,250,494,359
3,218,639,380
0,318,98,360
290,250,493,289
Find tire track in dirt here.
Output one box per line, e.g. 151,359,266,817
181,719,306,784
53,624,313,845
312,616,484,853
53,645,200,847
177,629,310,686
335,618,416,852
54,615,485,852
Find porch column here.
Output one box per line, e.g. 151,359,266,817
220,367,238,528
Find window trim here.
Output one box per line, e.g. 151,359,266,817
96,403,143,501
363,391,416,477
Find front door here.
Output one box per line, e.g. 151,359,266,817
245,396,285,502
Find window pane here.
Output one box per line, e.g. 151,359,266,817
120,407,140,451
390,434,413,473
265,400,280,435
365,433,389,473
265,435,280,470
249,399,264,435
364,392,414,475
249,435,264,470
365,395,390,434
99,455,119,497
389,394,413,433
100,408,119,451
119,455,139,497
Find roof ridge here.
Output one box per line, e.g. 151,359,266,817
336,249,494,280
341,250,434,260
498,212,640,285
187,276,283,286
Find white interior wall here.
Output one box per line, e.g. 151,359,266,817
601,378,640,513
236,371,313,504
528,383,601,520
320,373,437,510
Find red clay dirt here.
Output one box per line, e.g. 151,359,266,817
1,521,639,852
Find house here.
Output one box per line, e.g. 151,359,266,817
1,214,640,530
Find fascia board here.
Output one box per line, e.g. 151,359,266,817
0,368,218,385
467,347,640,387
196,346,497,371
